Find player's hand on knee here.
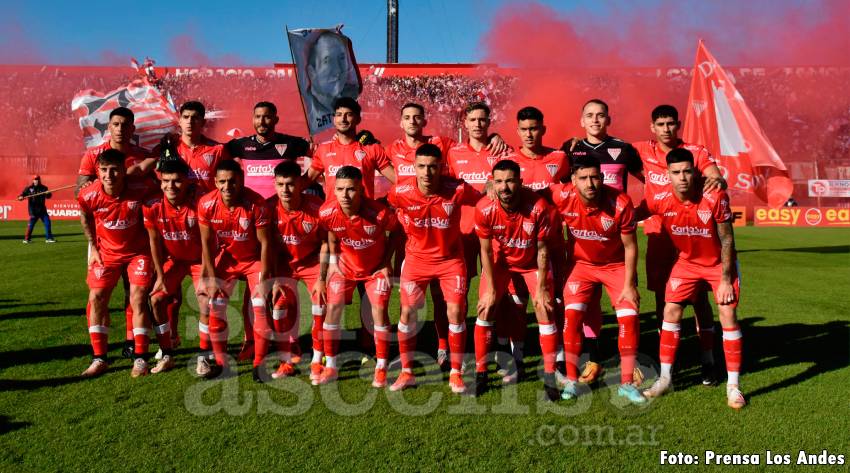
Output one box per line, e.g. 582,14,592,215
716,282,735,305
477,291,496,318
617,285,640,307
88,248,103,267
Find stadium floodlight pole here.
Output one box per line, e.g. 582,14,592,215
387,0,398,63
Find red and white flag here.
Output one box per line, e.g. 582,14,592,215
683,40,793,208
71,76,178,150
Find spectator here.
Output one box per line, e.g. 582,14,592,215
17,175,55,243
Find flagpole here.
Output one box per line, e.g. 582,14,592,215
285,25,314,140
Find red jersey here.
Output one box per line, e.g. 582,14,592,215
311,137,392,199
647,189,732,267
386,135,455,178
388,179,481,263
78,180,157,264
268,194,326,272
142,197,202,263
447,142,504,192
78,142,152,176
506,148,570,192
176,136,229,194
319,198,397,279
634,140,717,200
550,183,636,265
474,188,552,271
197,187,269,262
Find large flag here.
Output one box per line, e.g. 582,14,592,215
683,40,793,208
287,25,362,136
71,76,178,150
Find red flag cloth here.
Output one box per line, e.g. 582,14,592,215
683,40,793,208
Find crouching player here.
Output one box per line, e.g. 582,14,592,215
642,148,745,409
316,166,399,387
78,149,157,378
551,155,644,404
475,159,559,400
198,160,274,382
268,161,328,380
143,158,208,375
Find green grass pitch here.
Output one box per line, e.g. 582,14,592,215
0,221,847,472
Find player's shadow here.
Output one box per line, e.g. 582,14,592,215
0,307,80,320
0,232,80,241
0,342,116,370
738,245,850,254
0,415,31,435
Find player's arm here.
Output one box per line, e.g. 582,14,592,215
618,231,640,307
325,231,341,281
146,226,167,295
75,175,96,198
702,164,727,193
257,226,273,292
627,145,645,183
486,133,510,156
477,236,497,318
534,239,553,314
716,220,737,304
80,209,101,266
199,222,221,296
313,240,329,305
379,164,397,184
305,167,322,184
129,156,158,176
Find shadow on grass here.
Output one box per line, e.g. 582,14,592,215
0,415,31,435
0,233,81,241
739,245,850,254
0,307,82,320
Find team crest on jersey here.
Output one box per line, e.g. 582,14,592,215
239,217,250,230
522,221,535,235
127,201,139,210
94,267,105,279
546,164,559,177
486,156,499,168
187,217,196,228
395,184,413,194
203,153,214,166
669,278,683,291
697,209,712,224
601,216,614,231
363,224,377,235
330,281,342,294
480,205,493,216
607,148,621,160
568,282,580,295
442,203,454,216
302,221,313,234
404,282,418,296
275,144,288,156
354,150,367,162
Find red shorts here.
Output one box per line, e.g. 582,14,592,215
158,258,203,295
645,231,677,292
480,264,552,302
87,255,153,289
461,231,480,279
401,257,467,308
327,269,391,307
666,260,740,308
564,261,637,311
279,263,323,306
214,254,264,296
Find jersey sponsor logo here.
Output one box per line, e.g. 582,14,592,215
526,181,549,191
397,163,415,175
568,281,580,294
302,221,314,234
275,144,288,156
522,221,535,235
663,211,677,217
102,217,136,230
697,209,712,224
239,217,250,230
669,278,683,291
607,148,621,160
405,205,422,211
569,228,608,241
162,230,191,241
203,153,215,166
363,224,377,235
202,200,216,209
331,226,346,232
654,191,671,201
648,171,670,186
210,219,223,224
442,202,454,216
341,237,376,250
216,229,249,241
502,236,532,249
492,224,505,230
244,146,257,152
457,171,490,183
454,159,469,164
280,234,301,245
670,225,711,238
413,217,450,229
601,216,614,231
245,163,275,176
395,184,414,193
546,163,559,177
328,164,343,176
354,150,367,162
320,207,335,217
563,211,579,217
395,153,406,159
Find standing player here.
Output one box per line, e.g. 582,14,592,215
172,101,229,194
641,148,745,409
77,149,157,378
307,97,396,200
387,143,482,393
551,154,645,404
634,105,727,384
268,161,328,380
563,99,644,383
143,158,206,374
475,160,559,400
315,166,399,387
197,160,274,382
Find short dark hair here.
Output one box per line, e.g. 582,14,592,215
158,158,190,176
572,154,601,173
666,148,694,166
333,97,361,116
254,101,277,115
109,107,134,122
97,149,126,167
517,106,543,122
179,101,206,117
335,165,362,181
582,99,609,114
415,143,442,161
465,101,490,118
652,104,679,122
274,160,302,179
215,159,244,176
401,102,425,116
493,159,521,177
